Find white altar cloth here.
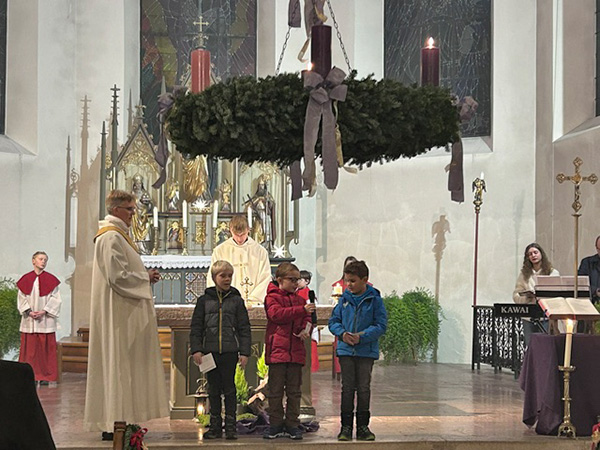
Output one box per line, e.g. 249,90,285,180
141,255,211,269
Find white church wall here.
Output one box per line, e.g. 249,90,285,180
0,0,140,339
310,0,539,363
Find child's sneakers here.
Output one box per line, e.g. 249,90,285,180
286,426,303,440
263,424,286,439
337,425,353,441
356,425,376,441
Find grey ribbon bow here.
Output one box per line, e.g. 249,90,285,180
300,67,347,196
153,86,187,189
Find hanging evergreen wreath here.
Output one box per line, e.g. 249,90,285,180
166,72,459,167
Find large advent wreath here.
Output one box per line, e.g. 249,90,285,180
166,72,460,168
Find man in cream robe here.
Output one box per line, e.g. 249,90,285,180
208,215,271,304
84,190,168,435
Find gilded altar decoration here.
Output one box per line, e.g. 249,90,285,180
194,222,206,245
131,175,154,254
167,220,184,249
244,175,276,250
214,221,230,247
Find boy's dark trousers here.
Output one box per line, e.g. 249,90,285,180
339,356,374,427
205,352,238,419
267,363,303,428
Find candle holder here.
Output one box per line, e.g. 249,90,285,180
181,226,189,256
557,365,576,438
151,226,159,255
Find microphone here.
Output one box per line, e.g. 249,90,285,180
308,290,317,324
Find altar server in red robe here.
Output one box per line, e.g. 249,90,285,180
16,251,61,384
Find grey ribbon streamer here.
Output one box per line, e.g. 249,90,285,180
290,160,303,201
302,67,347,193
288,0,301,27
448,139,464,203
153,85,187,189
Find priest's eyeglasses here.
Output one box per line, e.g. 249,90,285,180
116,206,136,212
283,277,300,283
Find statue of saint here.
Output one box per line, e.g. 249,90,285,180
183,154,210,204
245,175,276,250
166,179,180,212
220,180,232,212
130,175,153,254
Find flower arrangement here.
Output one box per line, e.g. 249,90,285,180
124,424,147,450
166,72,459,168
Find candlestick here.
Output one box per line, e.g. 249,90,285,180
153,206,158,228
563,319,574,367
151,226,159,255
247,207,253,228
420,37,440,86
182,200,188,228
182,226,189,256
212,200,219,228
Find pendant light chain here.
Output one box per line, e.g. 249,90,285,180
275,1,301,75
326,0,353,73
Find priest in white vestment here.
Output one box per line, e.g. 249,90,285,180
207,215,271,304
84,190,168,436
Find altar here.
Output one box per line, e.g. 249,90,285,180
156,304,334,419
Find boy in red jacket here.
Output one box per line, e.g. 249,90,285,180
264,262,316,440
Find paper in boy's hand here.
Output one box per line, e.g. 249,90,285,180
198,352,216,373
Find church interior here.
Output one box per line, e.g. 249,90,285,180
1,0,600,448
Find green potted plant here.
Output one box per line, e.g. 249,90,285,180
380,288,442,364
0,279,20,359
234,363,250,415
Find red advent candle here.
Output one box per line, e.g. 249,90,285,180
420,37,440,86
191,48,211,93
311,25,332,78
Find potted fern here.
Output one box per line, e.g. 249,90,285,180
380,288,442,364
234,363,250,415
0,279,20,360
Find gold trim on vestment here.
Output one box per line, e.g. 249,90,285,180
94,226,139,253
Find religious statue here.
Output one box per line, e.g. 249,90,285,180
183,154,210,205
130,174,153,254
219,179,232,212
166,179,180,212
245,175,276,250
167,220,184,249
472,178,486,205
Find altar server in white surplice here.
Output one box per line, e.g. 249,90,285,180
208,215,271,304
84,190,168,439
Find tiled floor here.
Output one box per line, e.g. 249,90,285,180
38,363,588,449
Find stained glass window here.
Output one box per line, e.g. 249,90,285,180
384,0,491,138
140,0,257,142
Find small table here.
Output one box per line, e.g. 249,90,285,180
519,333,600,436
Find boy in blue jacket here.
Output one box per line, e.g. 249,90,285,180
328,260,387,441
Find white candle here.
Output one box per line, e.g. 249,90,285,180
247,207,253,228
153,207,158,227
480,172,484,180
212,200,219,228
333,283,343,296
563,319,574,367
182,200,188,228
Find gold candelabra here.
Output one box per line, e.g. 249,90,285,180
151,226,159,255
557,365,576,438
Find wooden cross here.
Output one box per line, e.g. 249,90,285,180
240,276,254,302
556,157,597,297
556,157,597,214
193,16,210,48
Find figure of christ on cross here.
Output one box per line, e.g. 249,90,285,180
207,215,272,305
